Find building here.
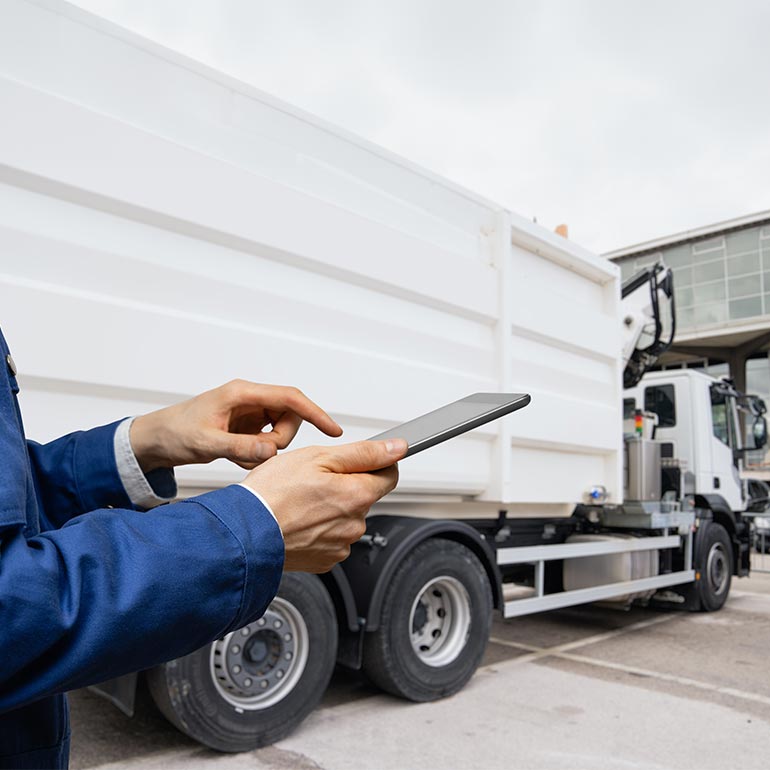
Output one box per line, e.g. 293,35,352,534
606,211,770,472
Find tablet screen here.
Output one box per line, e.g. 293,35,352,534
369,392,530,457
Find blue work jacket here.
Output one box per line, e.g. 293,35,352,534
0,328,284,769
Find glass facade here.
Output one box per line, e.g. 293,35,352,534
616,222,770,333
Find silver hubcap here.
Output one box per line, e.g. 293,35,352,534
409,576,471,667
706,543,729,596
210,597,309,710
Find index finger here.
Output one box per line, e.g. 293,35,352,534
227,381,343,438
261,410,302,450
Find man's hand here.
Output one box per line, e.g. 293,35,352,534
243,438,408,572
129,380,342,472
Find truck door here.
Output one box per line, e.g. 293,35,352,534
709,386,744,511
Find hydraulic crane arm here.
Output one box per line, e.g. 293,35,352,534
621,263,676,388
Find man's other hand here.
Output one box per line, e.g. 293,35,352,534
129,380,342,471
243,438,407,572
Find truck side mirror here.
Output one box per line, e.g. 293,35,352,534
754,416,768,449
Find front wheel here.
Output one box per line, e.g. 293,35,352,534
147,572,337,752
696,521,733,612
362,538,492,702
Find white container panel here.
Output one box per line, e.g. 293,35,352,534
0,77,498,321
499,235,623,505
508,445,612,504
508,246,619,363
0,0,497,264
509,336,617,405
0,184,493,356
0,0,624,510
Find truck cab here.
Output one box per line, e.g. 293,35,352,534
625,369,768,514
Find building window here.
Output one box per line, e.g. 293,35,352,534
727,251,760,277
726,229,759,256
692,259,725,284
644,384,676,428
693,236,725,255
661,244,691,268
729,296,762,319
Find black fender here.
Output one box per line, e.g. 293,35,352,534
693,494,749,576
341,514,503,633
694,494,736,533
318,564,360,633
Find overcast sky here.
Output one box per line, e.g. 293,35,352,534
68,0,770,254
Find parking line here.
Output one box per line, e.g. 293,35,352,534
547,651,770,707
489,612,678,664
490,613,770,708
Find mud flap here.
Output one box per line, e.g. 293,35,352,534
88,671,139,717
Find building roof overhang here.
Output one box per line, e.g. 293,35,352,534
658,317,770,362
604,209,770,261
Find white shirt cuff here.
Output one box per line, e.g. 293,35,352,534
114,417,177,509
237,483,283,538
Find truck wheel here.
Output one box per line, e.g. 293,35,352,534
362,538,492,702
146,572,337,752
696,521,733,612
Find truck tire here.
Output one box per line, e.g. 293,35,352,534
362,538,492,702
146,572,337,752
696,521,733,612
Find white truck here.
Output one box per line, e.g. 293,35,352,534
1,0,766,751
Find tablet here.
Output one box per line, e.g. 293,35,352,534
368,392,531,457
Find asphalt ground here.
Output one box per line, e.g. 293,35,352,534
69,566,770,770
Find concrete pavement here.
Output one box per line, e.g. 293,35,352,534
69,571,770,770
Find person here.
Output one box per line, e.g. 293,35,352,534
0,325,407,769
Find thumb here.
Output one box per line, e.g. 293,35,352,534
212,430,277,466
324,438,408,474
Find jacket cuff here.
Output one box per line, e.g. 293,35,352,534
113,417,177,509
179,485,285,628
73,421,134,512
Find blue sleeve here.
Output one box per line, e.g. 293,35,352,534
0,485,284,714
26,420,176,528
27,421,133,527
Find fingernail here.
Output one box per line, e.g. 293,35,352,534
385,438,408,455
255,443,274,460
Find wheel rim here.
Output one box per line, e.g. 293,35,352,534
706,542,729,596
409,575,471,668
210,597,309,710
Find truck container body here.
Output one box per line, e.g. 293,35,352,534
0,0,622,518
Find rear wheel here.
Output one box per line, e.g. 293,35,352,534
363,538,492,702
696,521,733,612
147,572,337,752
